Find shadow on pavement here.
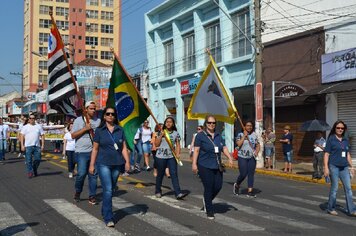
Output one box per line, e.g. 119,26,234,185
214,202,238,213
0,222,39,235
113,204,148,222
37,171,63,177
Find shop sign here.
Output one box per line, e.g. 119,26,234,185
275,84,305,98
180,78,200,95
75,66,112,89
322,47,356,83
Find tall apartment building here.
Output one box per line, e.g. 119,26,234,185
23,0,121,93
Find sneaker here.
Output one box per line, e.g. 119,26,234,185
68,172,73,178
106,221,115,227
233,183,240,195
134,164,141,172
27,172,33,179
155,193,162,198
176,193,187,200
18,153,21,158
88,196,97,205
327,210,338,216
121,171,129,176
349,212,356,217
33,169,38,177
207,212,215,220
146,166,151,171
247,192,257,198
74,192,81,202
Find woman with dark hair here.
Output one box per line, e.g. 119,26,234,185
324,120,356,216
63,123,76,178
192,115,233,220
89,107,130,227
154,117,186,200
151,123,163,177
233,120,260,198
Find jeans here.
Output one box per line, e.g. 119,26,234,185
8,139,17,153
75,152,98,197
130,141,143,166
25,146,41,174
98,164,123,223
66,150,76,173
236,157,256,188
155,158,181,196
328,164,356,214
283,151,293,163
198,164,223,214
0,139,6,160
313,152,324,177
142,141,152,154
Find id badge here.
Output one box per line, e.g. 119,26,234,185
342,151,346,158
214,147,219,153
114,143,119,150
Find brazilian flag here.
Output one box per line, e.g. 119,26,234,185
106,58,150,151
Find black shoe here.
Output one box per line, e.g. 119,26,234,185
88,196,97,205
233,183,240,195
176,193,187,200
247,192,256,198
33,169,38,177
207,212,215,220
74,192,80,202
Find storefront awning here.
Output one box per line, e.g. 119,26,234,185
302,80,356,96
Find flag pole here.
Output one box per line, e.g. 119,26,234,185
49,8,93,138
110,48,183,166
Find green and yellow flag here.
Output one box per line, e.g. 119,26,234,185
106,58,150,151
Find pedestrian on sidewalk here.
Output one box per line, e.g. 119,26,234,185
153,116,186,200
233,120,260,198
263,127,275,170
63,123,76,178
324,120,356,216
312,131,326,179
71,101,100,205
280,125,293,173
0,118,10,164
192,115,233,220
89,107,130,227
20,115,45,178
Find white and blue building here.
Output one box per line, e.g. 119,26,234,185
145,0,256,150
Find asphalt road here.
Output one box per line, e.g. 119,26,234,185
0,152,356,236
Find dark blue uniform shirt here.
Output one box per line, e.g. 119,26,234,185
93,124,126,166
282,133,293,153
194,131,225,169
325,134,349,167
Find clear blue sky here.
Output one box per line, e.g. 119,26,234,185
0,0,164,96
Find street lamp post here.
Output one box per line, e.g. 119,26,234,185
10,72,24,116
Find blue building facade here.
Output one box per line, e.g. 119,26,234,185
145,0,256,150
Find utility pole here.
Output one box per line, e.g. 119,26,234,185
254,0,264,168
10,72,24,116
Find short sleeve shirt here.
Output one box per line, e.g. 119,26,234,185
264,132,276,148
236,132,258,159
64,132,76,151
93,124,126,166
72,116,100,153
194,131,225,169
282,133,293,153
156,130,180,159
20,124,44,147
325,135,349,167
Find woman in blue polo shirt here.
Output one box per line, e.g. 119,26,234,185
89,107,130,227
192,115,233,220
324,120,356,216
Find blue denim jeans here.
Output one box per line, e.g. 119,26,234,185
0,139,6,160
283,150,293,163
66,150,76,173
328,164,356,214
25,146,41,174
98,164,123,223
142,141,152,154
75,152,98,197
155,158,181,196
236,157,256,188
130,141,143,166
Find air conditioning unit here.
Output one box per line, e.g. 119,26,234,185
39,40,43,45
86,22,91,27
91,44,95,49
38,68,42,73
62,27,66,30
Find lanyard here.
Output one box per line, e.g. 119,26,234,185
106,128,117,145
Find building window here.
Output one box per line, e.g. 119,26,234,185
101,11,113,20
56,7,68,16
79,8,83,13
72,22,76,26
86,50,98,59
101,0,113,7
72,35,76,39
39,75,48,85
86,10,98,19
72,8,76,12
86,0,98,6
39,61,47,70
232,8,252,58
101,38,113,47
62,35,69,44
56,20,69,30
85,37,98,46
78,35,82,40
39,5,50,14
101,24,113,34
39,19,51,28
79,22,82,26
39,33,49,43
56,0,69,2
101,51,112,60
205,22,221,63
39,47,48,56
183,32,195,72
78,49,82,53
86,23,98,32
164,40,174,76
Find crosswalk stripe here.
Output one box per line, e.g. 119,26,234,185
253,197,356,227
191,195,322,230
44,199,123,236
275,195,323,206
146,195,264,232
0,202,37,236
311,194,356,203
112,197,197,235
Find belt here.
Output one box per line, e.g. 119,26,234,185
314,151,324,154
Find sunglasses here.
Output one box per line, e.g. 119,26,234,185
29,117,35,120
336,127,344,130
207,122,216,125
105,112,115,116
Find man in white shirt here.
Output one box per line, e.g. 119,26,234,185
0,118,10,164
20,115,45,178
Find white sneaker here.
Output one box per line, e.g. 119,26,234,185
18,153,21,158
68,172,73,178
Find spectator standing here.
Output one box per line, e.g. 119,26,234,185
0,118,10,164
63,123,76,178
324,120,356,216
263,128,275,170
312,131,326,179
20,115,45,178
280,125,293,173
71,101,101,204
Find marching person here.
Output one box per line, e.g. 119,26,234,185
192,115,233,220
141,120,153,171
189,125,204,160
63,123,76,178
17,117,28,158
233,120,260,198
280,125,293,173
312,131,326,179
151,123,163,177
324,120,356,216
153,117,186,200
89,107,130,227
20,115,45,178
71,101,101,204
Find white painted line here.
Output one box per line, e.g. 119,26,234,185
310,194,356,204
275,195,324,206
146,195,264,232
0,202,37,236
112,197,197,235
44,199,123,236
191,195,322,230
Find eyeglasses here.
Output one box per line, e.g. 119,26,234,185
105,112,115,116
336,127,345,130
29,117,35,120
207,122,216,125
